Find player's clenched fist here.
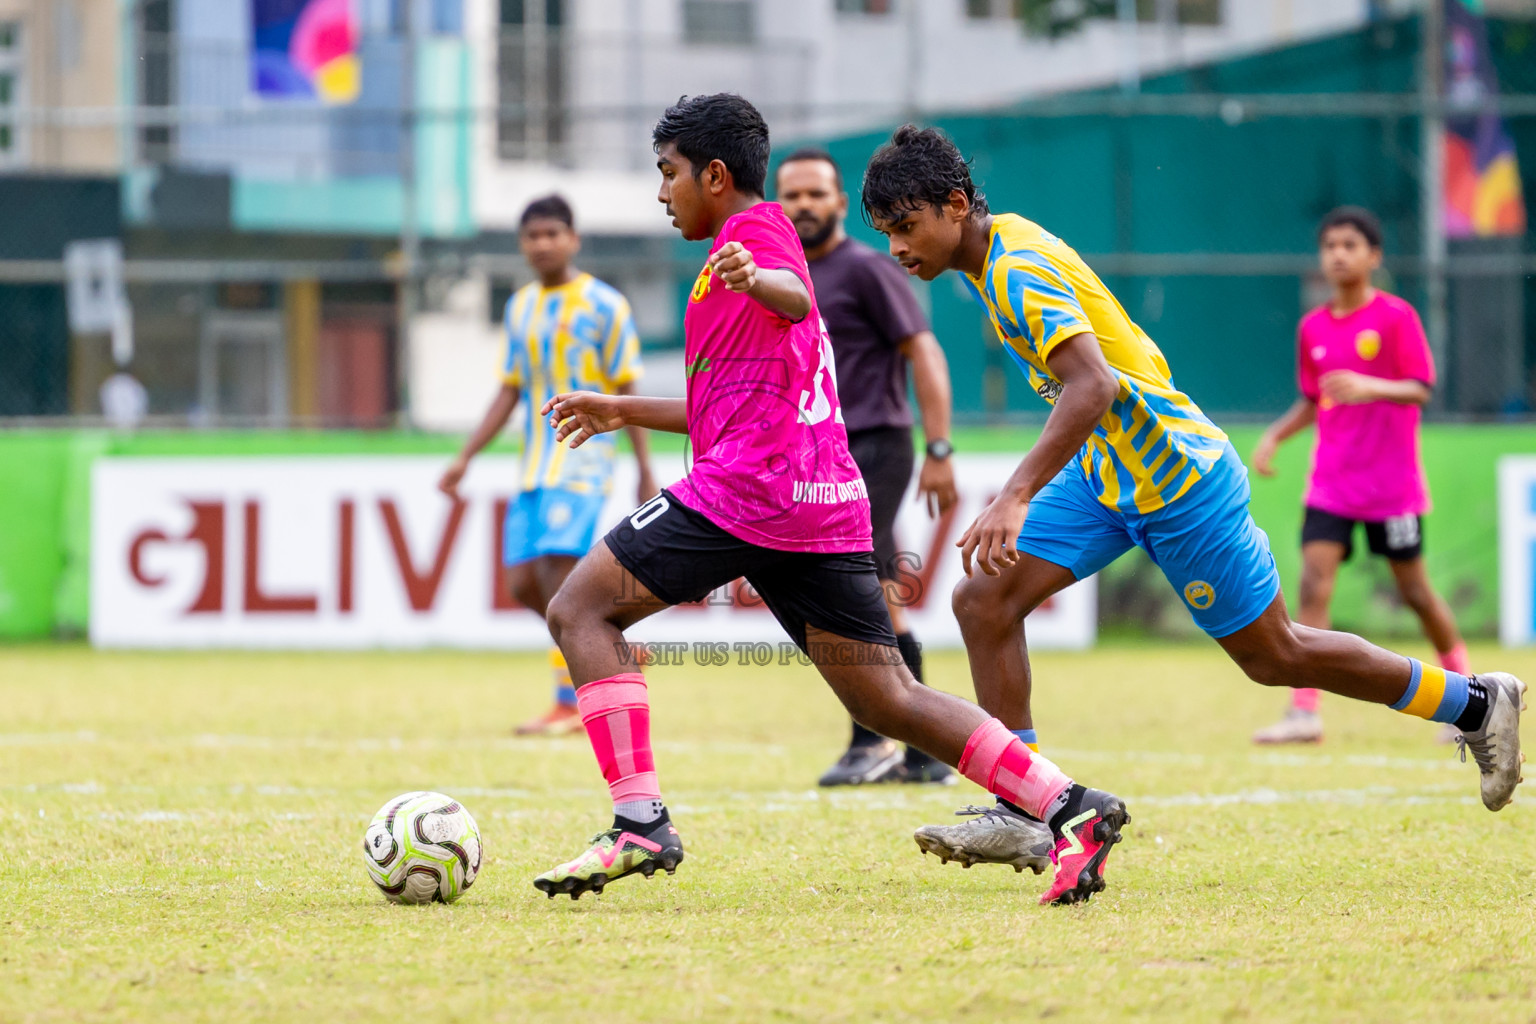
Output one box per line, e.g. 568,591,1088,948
707,241,758,293
541,391,627,449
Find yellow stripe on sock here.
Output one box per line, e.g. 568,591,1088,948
1025,743,1040,754
1402,664,1447,720
548,647,567,670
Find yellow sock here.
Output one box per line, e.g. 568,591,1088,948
550,647,575,705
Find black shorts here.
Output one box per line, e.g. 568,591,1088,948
847,426,915,580
603,489,899,653
1301,506,1424,562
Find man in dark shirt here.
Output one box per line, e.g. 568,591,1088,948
776,149,959,786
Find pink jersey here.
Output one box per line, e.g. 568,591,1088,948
669,203,872,552
1298,291,1434,521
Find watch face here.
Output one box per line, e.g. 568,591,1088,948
927,440,953,459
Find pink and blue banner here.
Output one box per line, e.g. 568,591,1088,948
251,0,360,104
1443,0,1527,238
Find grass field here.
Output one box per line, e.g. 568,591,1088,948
2,642,1535,1023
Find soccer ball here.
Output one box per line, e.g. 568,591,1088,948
362,791,482,904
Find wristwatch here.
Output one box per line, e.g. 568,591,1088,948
925,438,953,460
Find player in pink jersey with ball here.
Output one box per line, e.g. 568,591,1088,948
1251,207,1471,744
529,94,1126,905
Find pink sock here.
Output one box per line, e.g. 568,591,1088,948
1439,643,1471,677
958,717,1072,821
1291,687,1321,714
575,673,660,809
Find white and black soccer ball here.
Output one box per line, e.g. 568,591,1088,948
362,791,482,904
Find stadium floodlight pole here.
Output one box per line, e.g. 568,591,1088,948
1420,0,1448,412
397,0,420,429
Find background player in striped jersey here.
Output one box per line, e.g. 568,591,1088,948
860,126,1524,892
439,194,656,736
1250,206,1470,746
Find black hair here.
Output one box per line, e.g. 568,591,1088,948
520,194,574,230
861,124,988,226
652,93,770,198
1318,206,1382,249
777,147,843,190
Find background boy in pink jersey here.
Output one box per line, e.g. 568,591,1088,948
1251,206,1470,744
529,94,1126,906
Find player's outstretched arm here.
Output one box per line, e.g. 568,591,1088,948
1251,397,1316,477
541,392,687,449
708,242,811,322
1319,371,1430,407
957,332,1117,576
440,383,520,498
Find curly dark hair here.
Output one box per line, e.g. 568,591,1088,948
653,93,770,198
1317,206,1383,249
860,124,988,226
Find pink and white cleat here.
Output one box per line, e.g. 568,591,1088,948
1040,789,1129,906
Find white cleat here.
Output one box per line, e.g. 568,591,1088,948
1252,709,1324,745
1456,672,1527,812
913,802,1053,874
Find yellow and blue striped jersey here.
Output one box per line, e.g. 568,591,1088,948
503,272,642,494
961,214,1228,515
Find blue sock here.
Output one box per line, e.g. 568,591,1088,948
1388,659,1469,724
1013,728,1038,752
555,683,577,707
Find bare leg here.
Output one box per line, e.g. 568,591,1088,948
1218,593,1411,705
506,562,546,616
805,627,993,766
1286,541,1345,715
1296,541,1343,631
545,544,669,684
950,554,1078,730
508,554,581,617
1388,556,1464,655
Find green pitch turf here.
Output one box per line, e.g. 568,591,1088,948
2,643,1533,1023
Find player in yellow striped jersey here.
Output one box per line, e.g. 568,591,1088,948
440,195,656,735
860,125,1523,901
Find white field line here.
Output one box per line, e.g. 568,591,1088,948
5,782,1480,823
0,732,1471,773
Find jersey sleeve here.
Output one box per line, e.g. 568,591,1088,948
1391,302,1436,387
501,296,523,387
602,292,643,387
729,211,812,309
859,253,930,347
1297,320,1319,401
999,253,1093,364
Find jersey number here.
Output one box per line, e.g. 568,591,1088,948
629,493,671,531
797,320,844,427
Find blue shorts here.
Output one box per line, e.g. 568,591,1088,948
502,487,607,566
1019,444,1280,638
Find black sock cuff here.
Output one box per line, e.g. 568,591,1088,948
1047,784,1087,836
895,631,924,684
613,807,668,833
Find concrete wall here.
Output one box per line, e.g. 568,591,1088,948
0,0,119,171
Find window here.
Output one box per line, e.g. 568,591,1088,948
0,20,22,166
1014,0,1220,36
836,0,892,13
1144,0,1220,25
965,0,1008,17
682,0,756,45
497,0,565,159
138,1,174,164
